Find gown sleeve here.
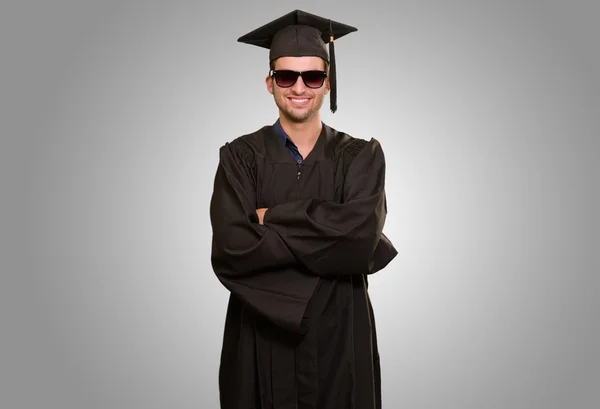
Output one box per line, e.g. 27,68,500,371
263,137,398,276
210,139,317,334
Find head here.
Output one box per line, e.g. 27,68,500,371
265,56,330,123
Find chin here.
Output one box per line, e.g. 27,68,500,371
276,99,322,122
288,111,319,123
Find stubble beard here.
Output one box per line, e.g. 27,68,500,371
274,89,325,123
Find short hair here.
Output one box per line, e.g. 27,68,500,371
269,57,329,74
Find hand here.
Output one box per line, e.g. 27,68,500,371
256,208,268,225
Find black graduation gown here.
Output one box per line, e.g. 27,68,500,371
209,123,397,409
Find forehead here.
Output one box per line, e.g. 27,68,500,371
274,56,326,71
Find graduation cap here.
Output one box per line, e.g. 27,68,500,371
237,9,358,113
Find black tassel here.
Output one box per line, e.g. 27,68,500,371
329,38,337,113
328,20,337,114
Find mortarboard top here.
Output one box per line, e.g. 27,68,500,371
237,9,358,113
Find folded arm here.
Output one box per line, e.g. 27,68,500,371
263,138,397,276
210,140,317,334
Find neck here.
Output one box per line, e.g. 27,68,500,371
278,113,322,147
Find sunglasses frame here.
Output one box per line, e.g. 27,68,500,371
269,69,328,89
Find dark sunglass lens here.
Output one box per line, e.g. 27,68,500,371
275,71,298,87
302,71,325,88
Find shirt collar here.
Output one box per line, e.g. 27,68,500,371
273,118,293,147
273,118,325,148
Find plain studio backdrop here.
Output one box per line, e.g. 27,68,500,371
2,0,598,408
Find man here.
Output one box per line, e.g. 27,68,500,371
209,9,398,409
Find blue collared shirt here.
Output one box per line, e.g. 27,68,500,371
273,119,304,168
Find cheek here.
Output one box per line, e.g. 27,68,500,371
275,88,288,100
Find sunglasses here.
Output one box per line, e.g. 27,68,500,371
269,70,328,89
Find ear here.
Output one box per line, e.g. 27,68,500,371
324,76,330,95
265,75,274,94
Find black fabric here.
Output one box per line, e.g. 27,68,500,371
210,124,397,409
237,9,357,60
328,38,337,113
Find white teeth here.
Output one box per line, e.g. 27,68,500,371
291,98,308,102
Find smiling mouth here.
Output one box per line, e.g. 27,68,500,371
288,97,310,104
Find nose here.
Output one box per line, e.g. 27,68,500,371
291,74,307,93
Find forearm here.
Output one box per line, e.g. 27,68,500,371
262,193,387,275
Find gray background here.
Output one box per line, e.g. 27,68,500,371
2,0,599,408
